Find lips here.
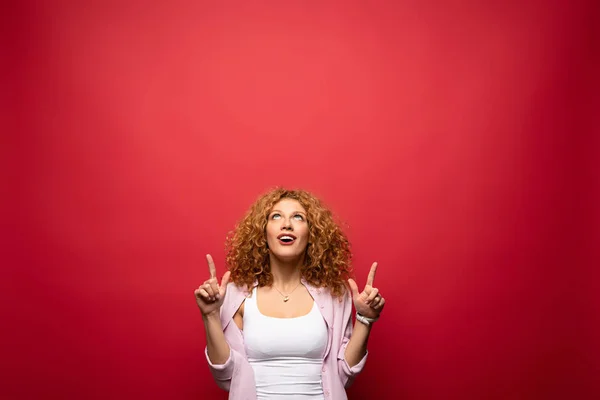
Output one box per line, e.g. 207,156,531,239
277,233,297,245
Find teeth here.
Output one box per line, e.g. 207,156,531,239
280,236,294,240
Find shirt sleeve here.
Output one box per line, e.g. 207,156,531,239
205,343,249,391
205,347,233,391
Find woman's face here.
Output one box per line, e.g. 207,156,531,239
266,198,309,262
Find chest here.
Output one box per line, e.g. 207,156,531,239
254,286,315,318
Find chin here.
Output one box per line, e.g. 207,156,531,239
270,249,306,262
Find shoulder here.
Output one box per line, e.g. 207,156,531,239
219,282,250,323
337,288,352,307
306,282,350,307
223,282,252,304
225,281,247,295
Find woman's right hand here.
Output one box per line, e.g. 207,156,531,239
194,254,231,317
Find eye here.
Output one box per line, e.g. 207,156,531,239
293,214,304,221
271,213,281,220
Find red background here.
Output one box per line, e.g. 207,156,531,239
3,1,598,399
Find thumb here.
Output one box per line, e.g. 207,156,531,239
219,271,231,294
347,278,360,297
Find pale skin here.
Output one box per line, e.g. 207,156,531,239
194,199,385,368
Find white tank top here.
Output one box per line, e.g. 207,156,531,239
243,287,328,400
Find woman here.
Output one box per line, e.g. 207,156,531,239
195,188,385,399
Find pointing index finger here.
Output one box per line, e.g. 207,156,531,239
366,262,378,286
206,254,216,279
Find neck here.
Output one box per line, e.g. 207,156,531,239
269,255,303,290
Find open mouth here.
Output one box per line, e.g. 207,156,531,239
277,234,297,245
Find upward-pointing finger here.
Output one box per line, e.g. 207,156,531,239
366,262,378,286
206,254,216,279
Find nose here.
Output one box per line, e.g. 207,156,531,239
281,218,293,231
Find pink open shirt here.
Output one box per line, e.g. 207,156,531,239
204,279,368,399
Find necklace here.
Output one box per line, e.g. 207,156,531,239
272,281,302,302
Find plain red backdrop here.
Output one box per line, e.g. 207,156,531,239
3,1,598,399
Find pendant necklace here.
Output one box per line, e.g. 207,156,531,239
273,281,302,302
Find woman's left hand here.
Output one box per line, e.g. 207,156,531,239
348,262,385,320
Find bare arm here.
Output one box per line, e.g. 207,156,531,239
344,319,372,367
203,311,231,364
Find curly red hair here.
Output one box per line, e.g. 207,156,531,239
225,188,353,297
